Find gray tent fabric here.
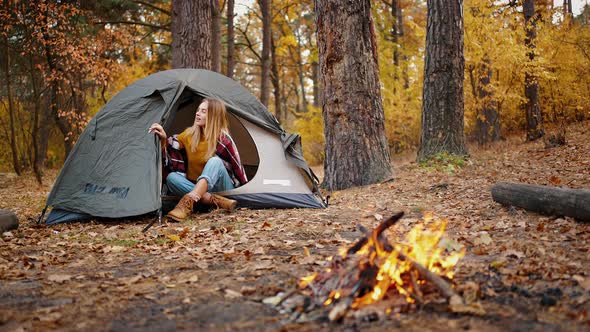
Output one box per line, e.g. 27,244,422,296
45,69,324,223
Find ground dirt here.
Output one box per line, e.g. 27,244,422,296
1,122,589,332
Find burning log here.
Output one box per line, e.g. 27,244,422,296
399,253,459,300
284,212,465,322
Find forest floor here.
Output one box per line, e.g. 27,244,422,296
1,121,589,332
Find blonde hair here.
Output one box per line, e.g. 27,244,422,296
185,98,229,158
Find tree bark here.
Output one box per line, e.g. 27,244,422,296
312,60,320,107
2,34,21,175
491,182,590,222
315,0,392,190
226,0,235,78
41,3,68,160
271,34,282,122
417,0,468,161
523,0,544,141
171,0,212,69
475,57,500,145
259,0,271,106
392,0,400,67
211,0,221,73
29,56,44,184
296,31,308,113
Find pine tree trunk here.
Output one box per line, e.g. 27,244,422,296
392,0,399,67
211,0,221,73
296,32,308,113
226,0,235,78
171,0,212,69
312,60,320,107
29,56,44,184
417,0,468,161
42,6,69,160
316,0,392,190
259,0,271,107
523,0,544,141
271,35,282,122
2,34,21,175
476,57,500,145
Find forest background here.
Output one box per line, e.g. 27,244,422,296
0,0,589,181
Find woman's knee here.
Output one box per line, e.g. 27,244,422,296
206,156,223,168
166,172,183,186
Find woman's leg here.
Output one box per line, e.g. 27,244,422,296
166,172,195,197
197,157,237,210
166,173,208,222
196,156,235,193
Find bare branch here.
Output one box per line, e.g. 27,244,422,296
235,25,262,61
132,0,171,16
93,20,170,31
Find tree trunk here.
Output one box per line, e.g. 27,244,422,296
271,34,282,122
417,0,468,161
475,57,500,145
399,2,410,89
296,32,308,113
2,34,21,175
523,0,544,141
491,182,590,222
171,0,212,69
259,0,271,106
392,0,399,67
315,0,392,190
29,56,44,184
312,60,320,107
226,0,235,78
43,12,74,159
211,0,221,73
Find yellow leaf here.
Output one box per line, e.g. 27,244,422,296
167,235,180,242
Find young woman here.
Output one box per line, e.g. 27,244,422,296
149,98,247,221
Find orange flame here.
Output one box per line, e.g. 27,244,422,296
300,213,465,309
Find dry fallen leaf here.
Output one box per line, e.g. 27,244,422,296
473,232,492,246
167,235,181,242
573,275,590,291
47,274,73,283
224,289,243,298
548,175,561,185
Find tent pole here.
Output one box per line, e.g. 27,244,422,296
37,205,48,224
141,208,161,233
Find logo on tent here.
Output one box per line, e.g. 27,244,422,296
84,183,130,199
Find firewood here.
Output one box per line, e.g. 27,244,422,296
491,182,590,221
348,212,404,255
397,252,460,301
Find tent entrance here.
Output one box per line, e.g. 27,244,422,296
164,93,260,181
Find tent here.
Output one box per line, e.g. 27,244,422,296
43,69,325,224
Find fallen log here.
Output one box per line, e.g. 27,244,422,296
491,182,590,222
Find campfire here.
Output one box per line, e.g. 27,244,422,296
276,212,468,322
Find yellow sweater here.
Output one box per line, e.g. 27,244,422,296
177,130,208,181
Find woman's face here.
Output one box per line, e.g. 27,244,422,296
194,101,208,127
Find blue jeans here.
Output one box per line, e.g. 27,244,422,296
166,156,235,196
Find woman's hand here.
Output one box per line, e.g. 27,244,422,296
149,123,167,146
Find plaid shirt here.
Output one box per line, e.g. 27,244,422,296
216,133,248,187
162,133,247,187
162,135,187,181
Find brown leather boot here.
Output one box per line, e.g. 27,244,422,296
202,193,237,212
166,194,198,222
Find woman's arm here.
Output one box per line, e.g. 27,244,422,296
149,123,167,148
